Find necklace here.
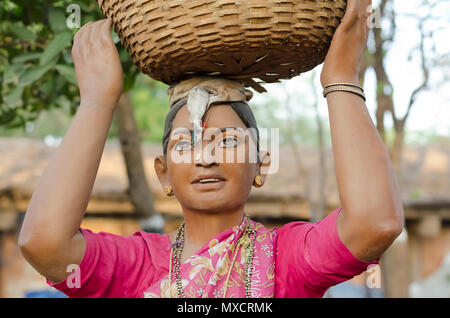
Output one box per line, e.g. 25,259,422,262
169,216,256,298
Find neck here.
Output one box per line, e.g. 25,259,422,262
182,207,245,253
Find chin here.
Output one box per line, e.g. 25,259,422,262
186,196,242,214
195,200,230,213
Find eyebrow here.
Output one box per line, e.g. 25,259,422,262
170,127,242,147
171,127,240,137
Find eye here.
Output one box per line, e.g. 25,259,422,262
174,140,192,151
218,137,240,148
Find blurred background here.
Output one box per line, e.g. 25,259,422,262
0,0,449,298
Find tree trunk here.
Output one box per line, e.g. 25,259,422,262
283,83,316,222
391,123,405,173
285,123,312,220
114,92,162,232
380,229,411,298
373,24,395,144
312,73,327,222
369,2,410,296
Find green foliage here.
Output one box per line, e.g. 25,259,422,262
409,189,422,201
251,91,332,148
39,31,72,65
48,7,69,33
12,52,41,64
404,129,450,147
10,24,37,42
0,0,141,131
18,59,57,86
107,75,170,143
0,72,170,144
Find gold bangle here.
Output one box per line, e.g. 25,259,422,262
323,84,366,101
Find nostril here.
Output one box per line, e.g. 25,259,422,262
195,154,217,166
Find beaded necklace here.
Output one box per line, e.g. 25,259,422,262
168,217,256,298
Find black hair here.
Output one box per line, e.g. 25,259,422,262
162,99,260,163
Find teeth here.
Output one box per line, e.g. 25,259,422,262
199,178,221,183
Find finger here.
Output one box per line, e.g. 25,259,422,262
367,0,373,29
83,20,95,46
101,18,114,44
76,21,94,58
340,0,360,31
359,0,370,19
359,1,371,48
74,21,92,45
95,19,108,37
82,21,101,60
105,18,112,30
344,0,359,20
360,0,371,34
88,20,106,45
80,20,94,36
80,20,94,31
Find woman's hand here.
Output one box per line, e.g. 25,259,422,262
320,0,372,88
72,18,124,110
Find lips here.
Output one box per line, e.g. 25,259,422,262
191,174,226,184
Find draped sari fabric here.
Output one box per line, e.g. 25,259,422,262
143,217,277,298
46,208,379,298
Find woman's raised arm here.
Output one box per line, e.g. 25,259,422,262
320,0,404,262
18,19,124,283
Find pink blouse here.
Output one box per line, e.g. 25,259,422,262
46,208,378,298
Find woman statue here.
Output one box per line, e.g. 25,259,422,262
19,0,404,298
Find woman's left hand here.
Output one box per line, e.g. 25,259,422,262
320,0,372,88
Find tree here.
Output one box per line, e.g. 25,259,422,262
361,0,449,297
365,0,448,172
283,73,327,223
252,72,330,224
0,0,163,232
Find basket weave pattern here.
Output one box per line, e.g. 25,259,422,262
97,0,346,92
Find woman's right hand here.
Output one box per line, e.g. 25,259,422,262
320,0,371,88
72,18,124,110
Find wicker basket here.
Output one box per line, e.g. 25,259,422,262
97,0,347,92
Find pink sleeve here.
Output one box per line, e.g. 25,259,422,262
45,228,155,298
275,208,379,298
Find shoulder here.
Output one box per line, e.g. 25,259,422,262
276,209,342,240
248,219,279,243
80,228,170,254
127,230,171,252
274,220,314,241
247,218,313,240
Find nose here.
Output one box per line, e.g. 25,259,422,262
193,140,217,167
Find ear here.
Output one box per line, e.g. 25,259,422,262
154,155,170,189
254,150,271,187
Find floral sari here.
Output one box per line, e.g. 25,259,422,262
143,217,277,298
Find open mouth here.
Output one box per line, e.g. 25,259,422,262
196,178,223,183
191,175,226,184
191,175,227,190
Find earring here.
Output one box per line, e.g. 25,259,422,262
164,184,174,196
254,175,263,187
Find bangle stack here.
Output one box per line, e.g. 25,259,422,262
323,83,366,101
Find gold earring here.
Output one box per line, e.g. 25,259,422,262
254,175,263,187
164,184,174,196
